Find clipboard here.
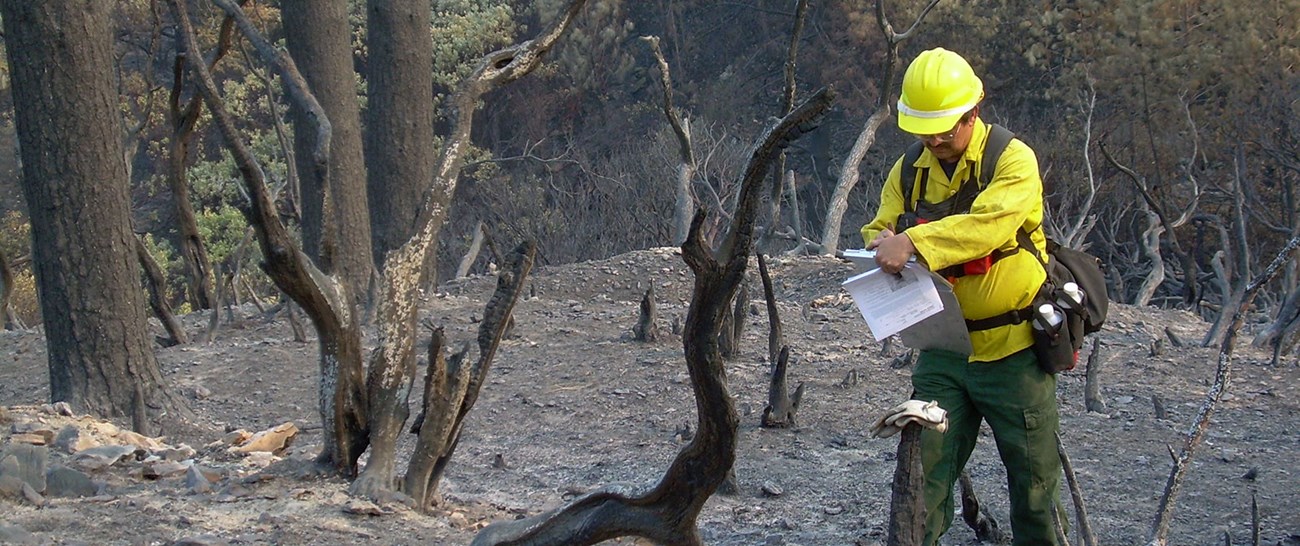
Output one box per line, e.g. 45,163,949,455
841,249,972,356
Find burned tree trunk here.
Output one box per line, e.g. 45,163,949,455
173,0,370,474
349,1,590,501
633,286,659,342
472,87,834,546
405,241,535,509
761,346,803,428
718,279,748,360
1084,336,1108,414
887,424,926,546
758,253,802,428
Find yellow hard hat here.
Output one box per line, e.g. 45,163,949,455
897,48,984,135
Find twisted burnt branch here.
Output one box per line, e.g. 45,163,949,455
472,87,835,546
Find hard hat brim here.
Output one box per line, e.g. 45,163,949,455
896,96,980,135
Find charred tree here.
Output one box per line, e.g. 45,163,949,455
887,424,926,546
819,0,942,254
761,346,804,428
164,7,243,312
283,0,374,298
1084,336,1108,414
633,286,659,342
757,253,802,428
406,242,535,509
1,0,192,433
177,0,590,498
471,87,834,546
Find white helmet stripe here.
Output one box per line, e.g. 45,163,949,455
897,96,980,119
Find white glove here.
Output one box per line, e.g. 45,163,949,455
870,400,949,438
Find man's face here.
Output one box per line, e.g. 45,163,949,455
914,109,976,163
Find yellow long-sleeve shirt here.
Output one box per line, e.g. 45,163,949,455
862,120,1047,362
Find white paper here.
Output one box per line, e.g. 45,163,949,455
841,263,943,340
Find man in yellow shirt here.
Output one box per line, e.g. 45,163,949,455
862,47,1062,545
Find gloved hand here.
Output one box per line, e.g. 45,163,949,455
869,399,948,438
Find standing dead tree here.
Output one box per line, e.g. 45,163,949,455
172,0,589,504
1146,233,1300,546
471,88,835,546
757,254,802,428
1099,99,1203,308
641,36,695,246
405,241,536,510
819,0,941,255
633,286,659,342
758,0,810,256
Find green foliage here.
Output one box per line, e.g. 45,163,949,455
431,0,519,90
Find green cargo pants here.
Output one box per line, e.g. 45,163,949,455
912,347,1062,546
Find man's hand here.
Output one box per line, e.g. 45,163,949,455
866,227,894,250
872,231,916,275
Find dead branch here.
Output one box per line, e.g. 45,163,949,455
1058,432,1098,546
472,87,834,546
641,35,695,245
818,0,941,255
757,254,783,368
957,471,1006,544
134,234,188,347
1146,233,1300,546
455,221,488,279
1083,337,1107,414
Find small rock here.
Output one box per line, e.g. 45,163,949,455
824,503,845,515
21,481,44,506
73,445,142,471
0,475,25,498
9,433,50,446
0,407,9,425
343,499,387,516
760,482,783,497
172,535,231,546
234,422,298,455
158,445,197,461
0,524,38,545
45,465,98,498
115,429,165,451
52,402,74,416
0,444,49,494
184,465,214,494
143,460,190,480
54,425,100,454
1241,467,1258,481
447,512,470,529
